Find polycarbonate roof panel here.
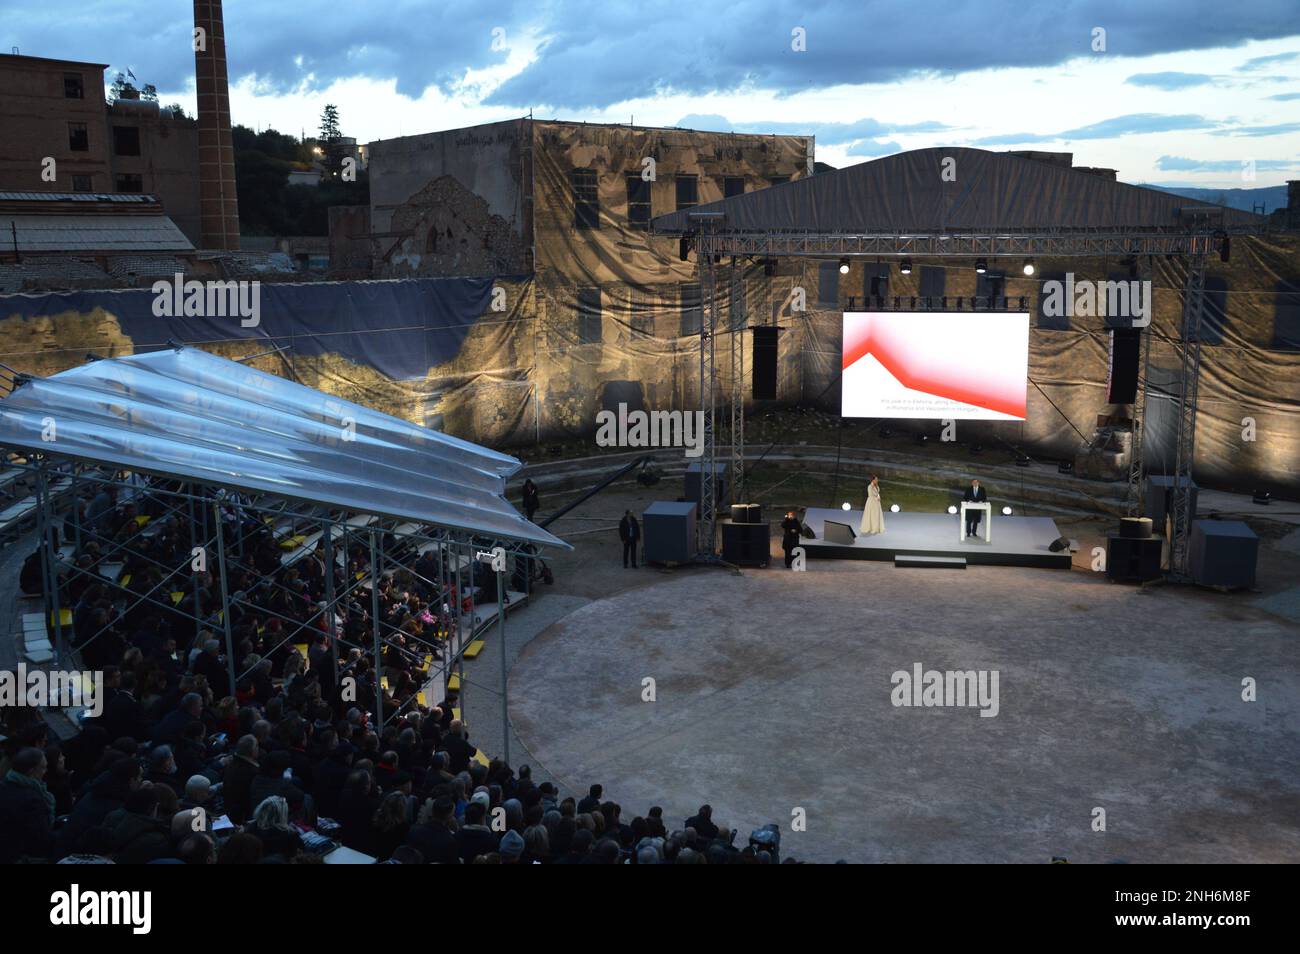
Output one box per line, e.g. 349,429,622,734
0,347,567,550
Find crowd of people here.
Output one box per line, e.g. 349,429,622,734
1,477,797,864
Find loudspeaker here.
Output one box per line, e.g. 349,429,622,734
752,326,779,400
1048,536,1071,552
1188,520,1258,588
1145,476,1198,531
721,521,770,566
823,520,857,545
643,501,697,564
1106,536,1163,582
1107,328,1141,404
1119,516,1153,539
730,503,761,524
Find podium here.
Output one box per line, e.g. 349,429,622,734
959,502,991,542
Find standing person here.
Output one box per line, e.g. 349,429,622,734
860,475,885,535
962,478,988,538
781,510,802,568
618,510,640,568
522,479,540,522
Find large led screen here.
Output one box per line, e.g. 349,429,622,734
841,312,1029,420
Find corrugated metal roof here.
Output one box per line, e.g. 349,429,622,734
1,213,194,252
0,192,159,203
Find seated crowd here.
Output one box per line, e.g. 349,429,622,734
0,480,794,864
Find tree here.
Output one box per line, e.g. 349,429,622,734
318,104,349,181
319,104,341,142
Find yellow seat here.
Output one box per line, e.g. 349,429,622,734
135,514,151,527
170,592,183,605
380,676,390,691
294,643,309,659
463,640,485,659
49,608,73,626
472,750,490,768
447,673,460,691
119,574,132,586
416,690,427,707
279,534,306,551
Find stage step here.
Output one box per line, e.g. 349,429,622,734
895,554,967,569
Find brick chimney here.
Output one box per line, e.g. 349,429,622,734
194,0,240,250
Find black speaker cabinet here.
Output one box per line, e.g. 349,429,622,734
1145,476,1198,532
684,461,729,510
730,503,762,524
643,501,697,564
1188,520,1258,588
1106,535,1163,582
1107,328,1141,404
1119,516,1153,539
752,326,779,400
721,520,770,567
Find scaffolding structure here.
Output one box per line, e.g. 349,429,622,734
687,223,1246,569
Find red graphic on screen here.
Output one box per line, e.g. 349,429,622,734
842,313,1027,418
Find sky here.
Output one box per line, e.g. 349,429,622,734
6,0,1300,191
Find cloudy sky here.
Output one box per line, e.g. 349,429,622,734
8,0,1300,191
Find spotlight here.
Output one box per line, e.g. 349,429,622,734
1022,258,1035,276
880,426,894,439
1058,460,1074,475
947,505,958,515
914,433,929,445
1014,453,1030,467
900,259,912,275
841,502,852,511
838,258,850,275
975,258,987,274
1001,506,1012,516
1252,490,1271,505
890,504,901,513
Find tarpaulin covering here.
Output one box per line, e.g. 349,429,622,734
650,146,1264,234
0,346,568,549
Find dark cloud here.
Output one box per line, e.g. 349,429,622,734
1126,72,1216,89
10,1,1299,110
1236,50,1300,71
974,113,1218,144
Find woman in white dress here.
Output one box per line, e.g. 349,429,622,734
860,474,885,535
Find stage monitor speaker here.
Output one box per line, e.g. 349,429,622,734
823,520,857,546
1106,536,1162,583
1119,516,1153,539
730,503,762,524
721,520,770,566
1048,536,1071,552
1188,520,1258,588
752,326,779,400
1107,328,1141,404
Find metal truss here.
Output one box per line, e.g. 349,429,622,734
1168,257,1208,576
694,227,1230,260
11,456,550,756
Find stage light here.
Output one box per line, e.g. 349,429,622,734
1002,506,1012,516
900,259,912,275
838,258,850,275
890,504,900,513
841,502,851,511
1014,454,1030,467
1252,490,1271,505
1058,460,1074,475
1022,259,1035,276
947,505,958,515
975,259,987,274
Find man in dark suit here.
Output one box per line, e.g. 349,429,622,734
618,510,640,568
962,479,988,538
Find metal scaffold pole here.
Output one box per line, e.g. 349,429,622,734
1169,256,1207,576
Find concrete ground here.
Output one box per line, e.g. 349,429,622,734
508,553,1300,863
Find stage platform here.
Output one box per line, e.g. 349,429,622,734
801,507,1071,569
